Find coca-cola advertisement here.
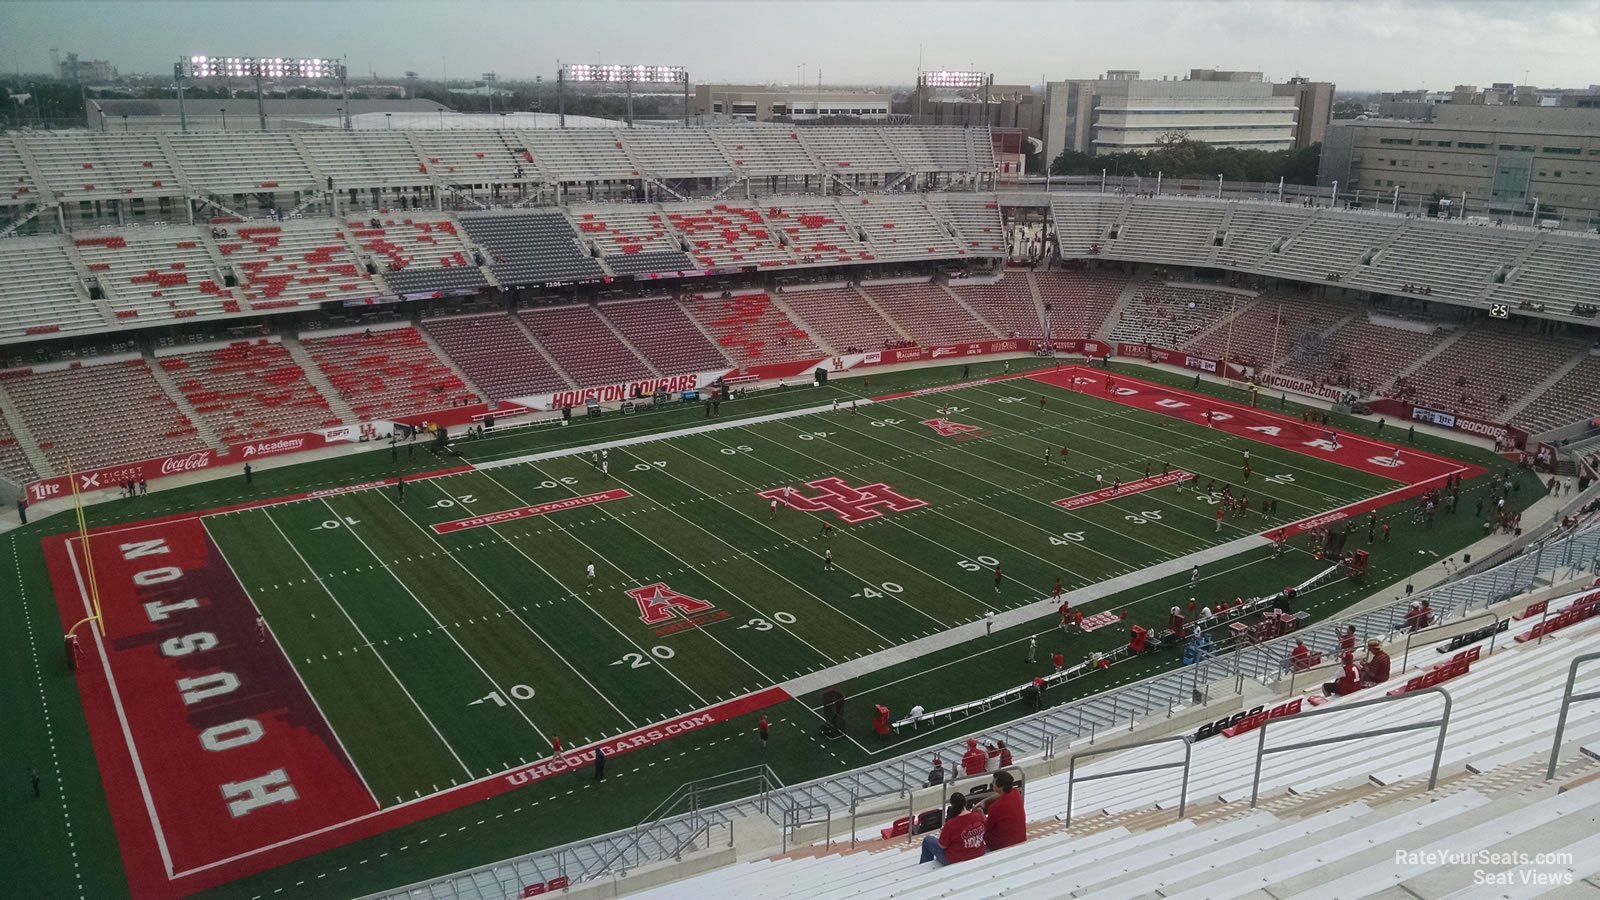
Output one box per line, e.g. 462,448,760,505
26,448,219,504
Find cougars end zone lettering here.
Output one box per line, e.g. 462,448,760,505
549,373,705,410
26,448,219,503
758,477,928,524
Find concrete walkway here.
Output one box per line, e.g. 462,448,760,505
778,529,1271,698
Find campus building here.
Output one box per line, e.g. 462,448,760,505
693,84,894,123
1318,105,1600,225
1040,69,1332,164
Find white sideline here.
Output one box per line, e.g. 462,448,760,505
778,529,1271,699
474,396,860,471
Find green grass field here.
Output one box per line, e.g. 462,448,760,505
2,357,1541,900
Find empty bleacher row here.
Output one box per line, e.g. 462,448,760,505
1187,294,1351,371
159,340,337,444
863,282,996,345
1513,354,1600,434
0,357,205,477
0,127,996,207
300,325,470,422
345,215,488,296
778,286,907,353
1,274,1597,483
598,297,732,375
518,303,652,386
75,227,234,322
1048,193,1600,320
1108,282,1244,349
1036,270,1129,341
1388,325,1587,421
457,211,606,285
838,195,964,261
0,404,37,483
948,276,1044,341
1272,315,1451,396
420,312,568,401
687,292,823,367
628,589,1600,900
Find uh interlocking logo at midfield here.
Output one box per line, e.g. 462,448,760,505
757,476,929,524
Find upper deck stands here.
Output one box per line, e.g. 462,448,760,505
167,132,316,196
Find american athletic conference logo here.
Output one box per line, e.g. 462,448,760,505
757,477,928,524
920,417,991,441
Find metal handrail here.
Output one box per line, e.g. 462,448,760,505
1249,686,1453,807
1546,652,1600,780
1399,608,1504,672
588,764,780,879
365,525,1600,900
1063,734,1193,825
781,801,833,854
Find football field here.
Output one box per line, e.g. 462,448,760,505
42,365,1477,896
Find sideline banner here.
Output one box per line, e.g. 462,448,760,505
26,449,218,504
1365,398,1529,449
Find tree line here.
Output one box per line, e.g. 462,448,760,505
1050,132,1321,185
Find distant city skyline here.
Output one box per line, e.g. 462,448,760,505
2,0,1596,92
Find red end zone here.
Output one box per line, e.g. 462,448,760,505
45,481,789,897
1028,367,1486,535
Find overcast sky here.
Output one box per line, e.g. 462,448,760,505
2,0,1596,92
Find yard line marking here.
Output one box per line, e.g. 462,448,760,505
606,443,910,642
693,429,1019,617
372,488,639,731
257,509,477,782
740,423,1079,582
871,391,1251,541
975,376,1392,500
642,438,951,630
470,470,711,708
811,409,1198,561
313,497,552,743
512,459,799,682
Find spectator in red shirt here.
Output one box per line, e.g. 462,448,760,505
1290,639,1311,671
960,738,988,776
997,741,1013,768
1323,651,1360,696
919,792,986,865
1360,640,1391,685
1339,624,1357,655
982,770,1026,851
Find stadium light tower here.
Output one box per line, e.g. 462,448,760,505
177,56,348,132
558,63,689,128
915,70,992,124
